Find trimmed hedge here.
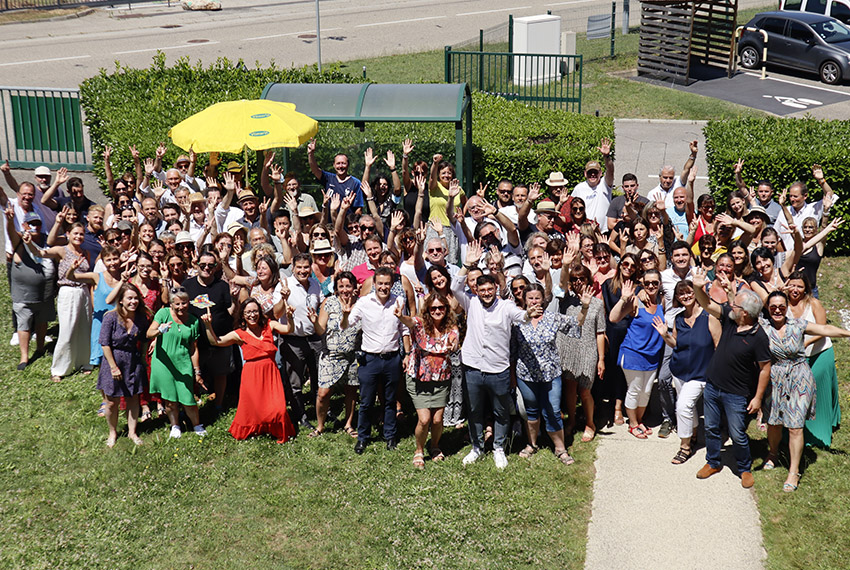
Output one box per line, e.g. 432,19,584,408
79,53,361,192
80,55,613,201
703,117,849,254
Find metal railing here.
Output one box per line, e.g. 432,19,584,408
0,86,92,170
2,0,169,11
445,48,582,112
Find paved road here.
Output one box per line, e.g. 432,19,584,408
0,0,617,88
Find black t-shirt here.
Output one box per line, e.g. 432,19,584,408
56,195,94,219
705,305,771,397
606,194,649,221
182,276,232,347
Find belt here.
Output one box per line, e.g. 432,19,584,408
364,351,399,360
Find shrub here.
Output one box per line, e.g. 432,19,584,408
79,53,361,193
703,117,849,254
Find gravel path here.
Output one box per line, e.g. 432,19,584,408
584,422,767,570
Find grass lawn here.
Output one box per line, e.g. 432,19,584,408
0,7,88,24
753,256,850,570
0,274,596,570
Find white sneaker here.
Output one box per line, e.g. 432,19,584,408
169,425,182,439
44,335,53,344
193,424,207,436
462,447,483,465
493,448,508,470
9,333,18,346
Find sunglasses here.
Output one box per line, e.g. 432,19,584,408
168,263,184,268
643,280,660,286
429,305,447,313
571,206,585,212
648,211,660,217
427,248,443,253
314,252,331,258
360,225,376,232
640,257,654,263
585,170,600,177
312,232,329,238
107,238,122,244
170,286,186,294
198,262,216,269
620,261,635,268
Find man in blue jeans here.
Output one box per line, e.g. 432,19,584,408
692,268,771,488
341,267,410,454
452,241,537,469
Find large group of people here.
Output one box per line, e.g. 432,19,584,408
1,136,845,489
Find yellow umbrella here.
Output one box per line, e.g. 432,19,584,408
168,99,318,153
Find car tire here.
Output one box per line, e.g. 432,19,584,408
740,46,760,69
820,60,842,84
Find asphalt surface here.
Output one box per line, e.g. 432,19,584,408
584,422,767,570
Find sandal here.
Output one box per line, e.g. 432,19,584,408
763,455,777,470
783,473,801,492
429,448,445,462
556,450,575,466
343,426,358,439
639,424,652,435
139,410,152,423
97,402,107,417
581,428,596,443
51,375,62,383
308,428,324,438
519,444,539,459
671,447,693,465
629,425,648,439
412,452,425,469
613,411,625,425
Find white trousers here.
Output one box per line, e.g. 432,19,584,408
624,368,657,409
51,286,92,377
673,376,705,439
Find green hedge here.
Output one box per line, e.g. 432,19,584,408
80,55,613,202
704,117,849,254
79,53,361,192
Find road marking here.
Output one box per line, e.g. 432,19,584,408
356,16,445,28
114,41,220,55
457,6,530,16
545,0,596,6
743,72,850,97
245,27,342,41
0,55,91,67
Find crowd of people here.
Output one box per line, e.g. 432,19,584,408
1,136,846,490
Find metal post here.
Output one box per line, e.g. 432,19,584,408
445,46,452,83
610,0,616,58
508,14,514,76
315,0,322,72
478,30,484,90
623,0,630,35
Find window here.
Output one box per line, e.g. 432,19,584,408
830,1,850,23
811,17,850,41
805,0,828,14
788,21,816,41
783,0,803,9
760,17,788,35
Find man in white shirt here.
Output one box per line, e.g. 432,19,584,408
571,138,614,230
452,241,537,469
646,140,698,209
774,166,835,251
282,253,325,429
342,266,410,453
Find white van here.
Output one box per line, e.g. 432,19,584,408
781,0,850,25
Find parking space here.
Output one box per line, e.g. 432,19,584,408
633,63,850,115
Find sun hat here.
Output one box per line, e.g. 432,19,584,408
535,199,558,214
34,166,51,177
175,231,194,245
310,239,334,255
545,171,567,187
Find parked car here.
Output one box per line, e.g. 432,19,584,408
738,11,850,84
780,0,850,26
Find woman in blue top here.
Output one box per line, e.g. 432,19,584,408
610,269,664,439
512,283,589,465
653,280,720,463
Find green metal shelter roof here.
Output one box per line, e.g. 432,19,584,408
260,82,471,124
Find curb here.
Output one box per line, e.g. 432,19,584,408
0,7,94,25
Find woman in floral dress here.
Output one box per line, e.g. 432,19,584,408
395,292,459,468
760,291,850,492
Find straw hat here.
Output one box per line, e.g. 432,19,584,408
545,171,567,186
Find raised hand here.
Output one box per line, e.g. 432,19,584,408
778,186,788,206
56,167,69,186
448,179,461,199
598,137,612,156
280,280,290,301
384,150,396,171
341,192,354,211
201,310,213,327
415,173,427,194
306,306,318,324
415,223,427,244
259,198,270,216
733,158,743,174
812,163,825,182
688,164,698,183
330,193,341,213
621,279,635,302
580,287,593,308
232,241,243,257
689,140,698,155
283,194,298,213
476,181,488,199
264,151,276,169
393,302,403,319
155,142,167,159
540,252,551,272
102,146,112,160
528,182,541,203
488,244,503,268
715,213,733,225
691,266,708,289
129,144,140,160
361,180,373,200
390,210,404,231
270,164,283,183
143,158,155,176
688,218,698,235
403,138,414,156
151,179,166,199
465,239,484,267
339,295,353,314
651,315,668,336
364,147,377,167
307,138,317,154
223,171,236,192
189,147,196,164
1,160,10,173
432,153,443,164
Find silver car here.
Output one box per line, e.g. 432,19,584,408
739,11,850,84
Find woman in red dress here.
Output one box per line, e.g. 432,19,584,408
201,298,296,443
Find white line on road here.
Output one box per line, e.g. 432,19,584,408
457,6,530,16
0,55,91,67
114,41,220,55
545,0,596,6
743,72,850,97
355,16,446,28
245,28,341,42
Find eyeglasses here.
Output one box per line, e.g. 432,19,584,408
312,232,329,238
121,229,132,236
243,309,260,316
768,305,786,312
107,238,122,244
648,211,660,217
168,263,184,269
643,280,660,287
620,261,635,268
402,236,415,243
594,255,608,261
511,286,526,293
170,286,186,295
571,206,585,212
360,225,375,232
198,262,216,269
34,174,50,179
426,247,444,253
640,257,654,263
177,243,193,248
429,305,447,314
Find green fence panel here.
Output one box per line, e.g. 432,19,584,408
11,94,83,152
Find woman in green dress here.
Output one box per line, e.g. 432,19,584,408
146,286,207,438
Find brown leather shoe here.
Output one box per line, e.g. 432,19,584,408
696,463,723,479
741,471,755,488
